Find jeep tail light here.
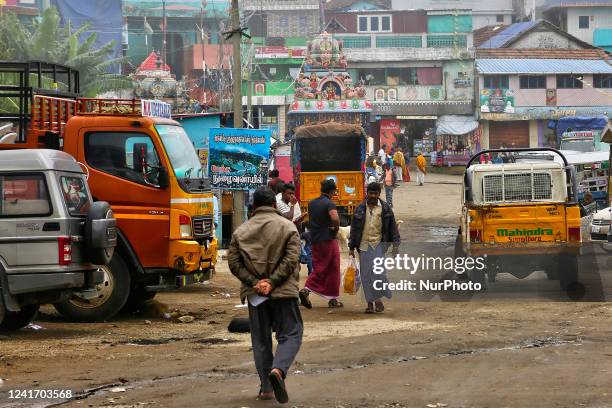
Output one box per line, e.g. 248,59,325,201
469,229,481,242
179,214,192,239
58,236,72,266
568,227,581,242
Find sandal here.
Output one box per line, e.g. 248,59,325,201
328,299,344,308
374,301,384,313
365,302,374,314
257,390,274,400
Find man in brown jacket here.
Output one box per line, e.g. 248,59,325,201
228,187,303,404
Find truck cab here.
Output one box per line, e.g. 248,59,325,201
457,148,582,291
0,62,217,321
0,149,116,330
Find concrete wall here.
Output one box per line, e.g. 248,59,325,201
472,14,513,30
345,46,474,63
510,30,584,49
566,7,612,45
444,60,475,101
392,0,513,11
478,74,612,107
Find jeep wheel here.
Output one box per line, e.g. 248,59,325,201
122,286,156,313
0,304,39,331
0,295,6,329
54,253,131,322
559,254,582,298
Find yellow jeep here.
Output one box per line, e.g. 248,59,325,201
456,148,582,290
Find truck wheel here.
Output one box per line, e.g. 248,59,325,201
559,254,580,293
54,253,131,322
0,304,39,331
0,295,6,329
122,286,156,313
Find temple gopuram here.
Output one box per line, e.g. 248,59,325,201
287,32,372,138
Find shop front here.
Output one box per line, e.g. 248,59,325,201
433,115,480,166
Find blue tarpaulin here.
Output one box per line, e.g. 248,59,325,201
556,115,609,138
51,0,123,71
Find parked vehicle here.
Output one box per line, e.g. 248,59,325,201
291,122,366,226
456,148,582,290
0,62,217,321
0,149,116,330
589,207,611,241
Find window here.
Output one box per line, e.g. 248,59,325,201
1,174,51,217
484,75,509,89
357,68,386,85
279,16,288,28
358,16,368,32
520,75,546,89
387,68,419,86
357,15,392,33
556,74,583,89
578,16,589,29
299,15,308,28
496,14,504,23
85,132,162,187
594,74,612,88
59,176,90,216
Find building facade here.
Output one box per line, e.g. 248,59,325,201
542,0,612,52
475,21,611,151
326,5,477,159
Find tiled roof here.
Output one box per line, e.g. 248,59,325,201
476,48,610,60
476,58,612,74
474,25,508,48
137,52,170,72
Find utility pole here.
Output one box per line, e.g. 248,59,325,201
318,0,326,31
162,0,167,68
229,0,246,230
231,0,242,128
246,41,254,126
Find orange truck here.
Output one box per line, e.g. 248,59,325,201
291,122,366,225
0,62,217,321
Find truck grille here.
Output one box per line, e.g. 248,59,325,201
483,172,552,203
192,217,213,238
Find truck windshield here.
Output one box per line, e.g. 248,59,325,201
156,125,203,180
559,139,594,153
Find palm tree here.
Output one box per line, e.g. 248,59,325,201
0,7,133,97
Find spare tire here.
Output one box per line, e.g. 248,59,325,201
85,201,117,266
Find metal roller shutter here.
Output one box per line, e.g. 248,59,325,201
489,121,529,148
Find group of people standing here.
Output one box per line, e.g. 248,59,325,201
228,172,402,403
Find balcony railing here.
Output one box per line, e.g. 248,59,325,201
427,35,467,48
337,33,470,49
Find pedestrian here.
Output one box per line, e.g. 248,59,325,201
416,151,427,186
228,187,303,404
299,179,343,309
393,148,410,182
267,169,283,194
380,163,396,207
349,182,401,313
378,144,387,168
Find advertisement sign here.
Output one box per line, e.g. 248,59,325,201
481,107,610,121
380,119,400,151
546,89,557,106
255,46,306,59
480,89,514,113
208,128,271,190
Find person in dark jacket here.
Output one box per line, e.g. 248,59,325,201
348,182,401,313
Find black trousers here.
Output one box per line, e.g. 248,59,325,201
248,298,303,392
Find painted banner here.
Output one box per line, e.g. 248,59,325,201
208,128,271,190
380,119,400,152
480,89,515,113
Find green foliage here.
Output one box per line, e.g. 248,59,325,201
0,7,133,97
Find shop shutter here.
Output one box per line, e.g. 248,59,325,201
489,121,529,149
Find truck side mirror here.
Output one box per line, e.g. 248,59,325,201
133,143,148,174
158,166,169,189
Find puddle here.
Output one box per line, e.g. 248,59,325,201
423,226,458,243
193,338,239,345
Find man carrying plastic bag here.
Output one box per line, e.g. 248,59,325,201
348,182,401,313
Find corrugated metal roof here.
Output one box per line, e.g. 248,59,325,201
476,58,612,74
479,21,538,48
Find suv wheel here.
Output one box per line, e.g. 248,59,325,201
0,304,39,331
54,253,131,322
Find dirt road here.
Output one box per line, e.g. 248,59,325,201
1,174,611,408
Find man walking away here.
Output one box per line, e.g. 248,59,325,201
349,182,401,313
416,151,427,186
267,169,283,194
228,187,303,404
380,163,396,208
299,179,343,309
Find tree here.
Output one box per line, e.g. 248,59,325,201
0,7,132,97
